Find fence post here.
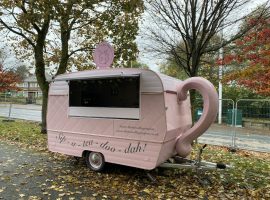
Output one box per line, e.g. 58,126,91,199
228,99,235,148
8,103,12,120
220,99,236,149
2,103,14,122
231,100,239,149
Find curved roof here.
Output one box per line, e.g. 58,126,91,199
51,68,181,95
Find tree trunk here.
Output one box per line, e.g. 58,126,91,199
35,48,48,134
40,84,49,134
35,34,49,134
189,89,196,124
190,56,200,123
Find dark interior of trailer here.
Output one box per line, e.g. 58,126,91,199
69,76,140,108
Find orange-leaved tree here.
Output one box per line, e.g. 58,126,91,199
0,64,20,92
222,17,270,96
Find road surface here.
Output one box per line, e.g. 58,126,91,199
0,104,41,122
199,130,270,153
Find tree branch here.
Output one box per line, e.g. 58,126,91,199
0,18,35,48
68,46,94,58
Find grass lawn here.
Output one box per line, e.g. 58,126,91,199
0,118,47,151
0,118,269,199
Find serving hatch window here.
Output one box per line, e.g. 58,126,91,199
69,76,140,109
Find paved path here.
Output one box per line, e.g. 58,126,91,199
0,141,103,199
0,141,159,199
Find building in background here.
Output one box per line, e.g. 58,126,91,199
17,73,52,103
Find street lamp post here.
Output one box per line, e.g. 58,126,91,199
218,32,224,125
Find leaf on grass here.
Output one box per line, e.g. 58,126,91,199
143,188,151,194
199,189,205,196
28,196,40,200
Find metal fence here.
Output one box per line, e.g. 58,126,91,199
0,93,42,105
198,98,270,153
0,102,41,122
232,99,270,152
0,93,42,121
0,96,269,153
197,99,235,148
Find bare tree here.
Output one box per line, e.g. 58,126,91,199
144,0,269,77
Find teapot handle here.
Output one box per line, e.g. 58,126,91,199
176,77,218,157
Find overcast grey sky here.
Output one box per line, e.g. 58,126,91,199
1,0,269,73
137,0,269,72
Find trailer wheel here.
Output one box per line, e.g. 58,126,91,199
85,151,105,172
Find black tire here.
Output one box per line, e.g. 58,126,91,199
74,156,80,162
85,151,105,172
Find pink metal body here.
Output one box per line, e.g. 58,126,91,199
47,68,218,170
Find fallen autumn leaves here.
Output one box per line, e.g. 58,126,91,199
0,119,269,199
